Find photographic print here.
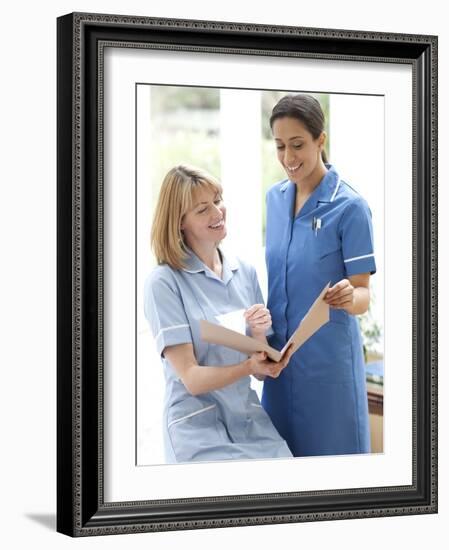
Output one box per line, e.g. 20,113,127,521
135,85,385,466
57,12,437,536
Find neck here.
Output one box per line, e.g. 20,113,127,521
187,241,222,274
295,161,328,197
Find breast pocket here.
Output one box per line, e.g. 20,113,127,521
314,228,344,281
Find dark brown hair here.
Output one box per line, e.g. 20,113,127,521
270,94,328,163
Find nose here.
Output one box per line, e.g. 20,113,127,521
213,203,226,220
283,148,296,166
212,203,223,218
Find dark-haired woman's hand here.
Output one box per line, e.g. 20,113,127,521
325,274,371,315
325,279,354,309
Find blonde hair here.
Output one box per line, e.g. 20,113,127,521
151,165,223,270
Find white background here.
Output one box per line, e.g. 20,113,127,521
0,0,445,548
111,51,405,499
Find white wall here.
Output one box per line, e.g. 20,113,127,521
0,1,445,549
329,94,385,344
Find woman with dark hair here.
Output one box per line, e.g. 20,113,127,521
262,94,376,457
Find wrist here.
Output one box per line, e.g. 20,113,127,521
243,356,255,376
251,328,267,341
342,299,356,315
345,288,369,315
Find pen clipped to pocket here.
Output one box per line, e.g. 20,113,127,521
312,216,322,237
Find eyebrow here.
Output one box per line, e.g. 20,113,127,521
275,136,305,141
193,194,220,209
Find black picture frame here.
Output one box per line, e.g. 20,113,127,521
57,12,438,537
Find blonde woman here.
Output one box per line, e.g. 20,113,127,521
144,165,292,463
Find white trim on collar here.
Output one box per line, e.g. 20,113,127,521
183,268,203,274
280,180,290,192
330,176,341,202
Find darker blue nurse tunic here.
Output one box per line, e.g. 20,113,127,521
262,165,376,457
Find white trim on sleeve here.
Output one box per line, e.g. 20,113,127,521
155,324,190,342
344,253,375,263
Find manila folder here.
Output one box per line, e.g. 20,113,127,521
200,282,330,362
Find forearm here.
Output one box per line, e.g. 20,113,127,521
183,360,252,396
250,333,268,380
345,286,370,315
251,330,268,344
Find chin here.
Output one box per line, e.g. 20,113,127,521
209,227,227,238
215,230,227,243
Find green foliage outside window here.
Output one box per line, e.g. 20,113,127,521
149,86,221,216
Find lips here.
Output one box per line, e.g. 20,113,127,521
209,219,225,229
286,163,302,174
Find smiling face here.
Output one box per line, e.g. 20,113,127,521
272,116,326,186
180,186,227,250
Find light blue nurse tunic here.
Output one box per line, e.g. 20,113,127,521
144,248,292,463
263,165,376,457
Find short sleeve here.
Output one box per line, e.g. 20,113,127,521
144,268,192,355
339,197,376,277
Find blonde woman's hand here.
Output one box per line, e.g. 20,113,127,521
244,304,272,338
247,346,293,379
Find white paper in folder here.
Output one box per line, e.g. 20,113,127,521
200,283,330,362
215,309,246,335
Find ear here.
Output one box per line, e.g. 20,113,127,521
319,131,327,150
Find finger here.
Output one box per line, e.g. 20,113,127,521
329,302,352,310
244,304,264,317
333,287,353,298
248,309,270,321
244,306,257,319
328,302,352,310
253,316,270,323
272,363,285,375
284,342,294,356
277,357,288,369
248,309,271,322
246,310,269,323
326,295,352,306
326,288,353,303
283,346,295,365
327,279,349,297
330,286,353,296
328,294,354,307
251,319,271,329
269,366,281,378
272,363,287,377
